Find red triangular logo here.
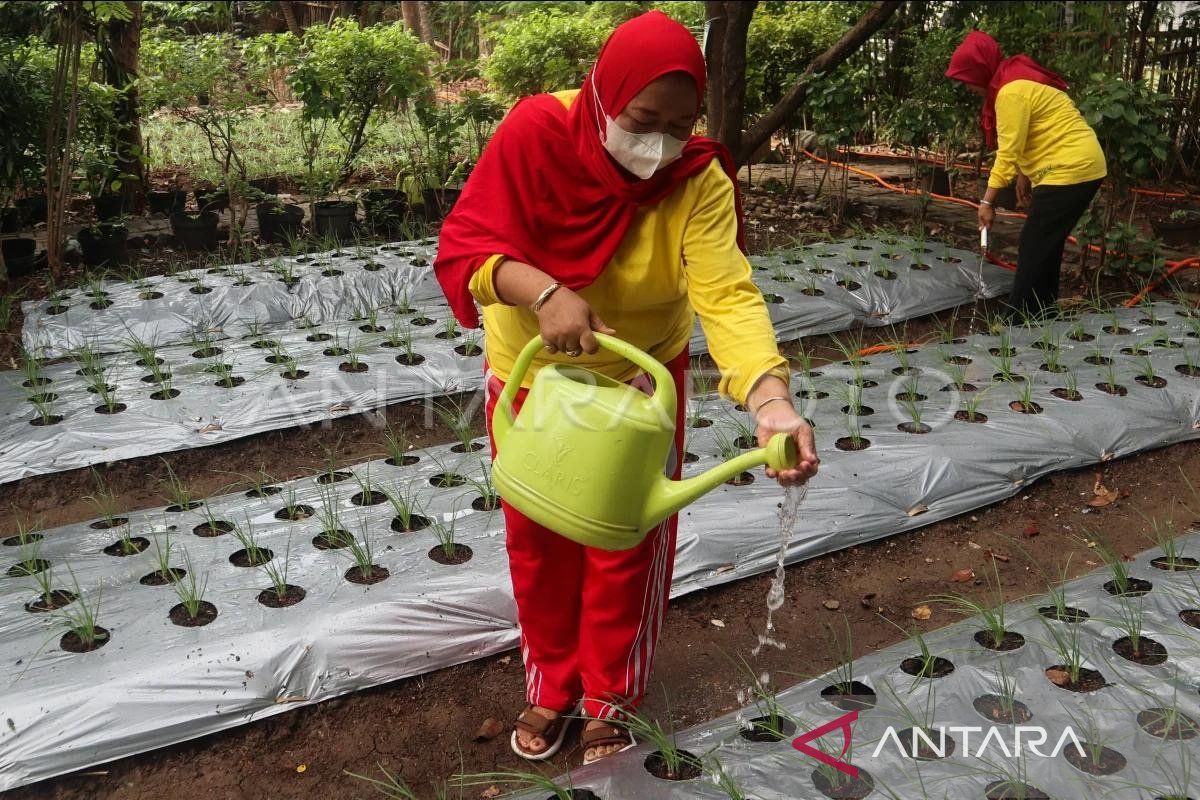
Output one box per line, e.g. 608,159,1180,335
792,710,859,778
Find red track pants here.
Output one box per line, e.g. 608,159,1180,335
484,347,688,720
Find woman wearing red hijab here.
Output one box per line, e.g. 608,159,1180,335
946,31,1107,316
435,11,819,764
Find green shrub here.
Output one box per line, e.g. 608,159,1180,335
0,39,54,203
482,8,612,99
744,4,842,120
1076,74,1172,193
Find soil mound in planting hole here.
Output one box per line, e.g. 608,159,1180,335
643,750,701,781
811,767,874,800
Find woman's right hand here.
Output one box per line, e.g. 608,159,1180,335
536,287,615,355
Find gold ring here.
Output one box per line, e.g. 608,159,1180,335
544,344,555,352
567,349,582,357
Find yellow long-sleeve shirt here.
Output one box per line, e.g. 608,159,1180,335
989,79,1107,189
468,94,788,405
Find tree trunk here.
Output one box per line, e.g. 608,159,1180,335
417,1,435,45
714,1,755,157
401,1,421,37
704,0,726,138
736,1,902,166
279,0,303,35
102,1,144,214
46,5,85,281
1130,0,1158,81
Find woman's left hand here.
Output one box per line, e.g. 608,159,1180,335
755,403,819,487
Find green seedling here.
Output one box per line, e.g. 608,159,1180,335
85,470,124,530
713,424,742,461
732,654,790,740
346,763,462,800
159,459,200,511
1038,614,1086,686
428,512,461,560
792,345,817,378
151,533,176,579
260,535,294,601
232,515,270,565
610,696,700,781
1013,376,1037,410
455,768,579,800
171,551,209,619
439,315,460,339
458,330,482,356
463,460,499,512
1135,355,1162,385
383,482,426,532
434,398,481,453
344,525,379,575
58,581,106,648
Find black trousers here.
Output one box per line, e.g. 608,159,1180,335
1009,178,1103,317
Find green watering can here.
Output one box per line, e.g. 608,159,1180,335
491,333,799,551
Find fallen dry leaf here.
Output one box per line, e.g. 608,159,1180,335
911,605,932,621
1045,668,1071,687
952,568,975,583
985,549,1011,563
1023,522,1040,538
710,618,726,628
1087,488,1120,508
822,599,841,611
480,786,503,799
473,717,504,742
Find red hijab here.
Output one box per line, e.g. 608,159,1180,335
945,31,1068,148
434,10,744,329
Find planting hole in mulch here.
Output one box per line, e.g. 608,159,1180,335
1103,577,1152,597
391,515,431,533
1010,401,1043,414
317,470,352,485
193,520,234,537
1112,635,1168,665
1180,609,1200,628
151,388,181,400
1064,743,1127,776
257,585,306,608
689,417,713,428
358,324,384,334
345,564,389,585
892,367,920,377
1176,364,1200,377
411,316,436,326
430,472,467,488
89,300,113,310
95,403,128,414
323,347,349,357
900,656,955,679
945,355,973,365
136,356,165,367
61,627,110,653
251,339,281,349
25,589,77,612
21,376,52,389
985,781,1050,800
644,750,702,781
230,548,274,568
191,347,222,358
849,378,879,388
275,504,315,521
339,362,369,373
281,369,309,379
1103,325,1133,335
1039,363,1068,373
874,270,898,280
835,437,871,452
166,501,202,512
973,629,1024,651
169,601,218,627
434,330,461,340
801,287,825,296
1051,388,1083,401
992,372,1025,383
910,261,930,271
264,354,290,364
395,353,427,366
3,532,44,546
472,496,499,512
312,530,353,550
726,471,755,486
988,347,1018,357
1038,605,1089,622
386,454,420,467
139,568,186,586
1068,330,1096,342
972,694,1033,724
739,715,797,742
895,727,957,760
214,377,245,388
1137,707,1199,740
841,405,874,416
27,392,59,404
734,435,757,449
306,332,333,342
1096,382,1129,396
820,681,877,710
1138,317,1168,327
1121,347,1151,356
836,279,862,291
763,293,784,303
47,304,70,314
797,389,830,400
429,544,473,565
940,256,963,264
1044,665,1106,692
321,268,344,277
954,410,989,423
140,373,164,383
942,382,978,392
683,451,700,463
351,490,387,506
897,422,933,434
89,517,128,530
811,767,875,800
1135,374,1168,388
245,485,283,498
103,537,150,556
30,415,64,426
451,441,486,454
1151,555,1199,571
454,344,483,356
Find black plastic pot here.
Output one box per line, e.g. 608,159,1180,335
194,187,229,212
92,192,128,221
1151,214,1200,248
16,194,47,224
0,207,21,233
77,222,129,268
362,188,409,231
170,210,220,251
2,238,44,278
256,201,305,244
148,190,188,215
422,187,462,222
312,200,357,241
930,166,951,196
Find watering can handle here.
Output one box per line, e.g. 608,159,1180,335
493,334,677,444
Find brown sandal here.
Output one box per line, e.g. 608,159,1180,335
511,703,578,761
581,720,636,765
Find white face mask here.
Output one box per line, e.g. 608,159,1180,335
593,79,688,180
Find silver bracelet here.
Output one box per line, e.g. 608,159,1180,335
753,395,792,416
979,199,993,207
531,281,563,313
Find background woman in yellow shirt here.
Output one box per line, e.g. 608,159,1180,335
435,12,819,765
946,31,1107,317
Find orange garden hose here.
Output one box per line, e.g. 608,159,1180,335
798,149,1199,298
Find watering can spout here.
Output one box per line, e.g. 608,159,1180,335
641,434,798,532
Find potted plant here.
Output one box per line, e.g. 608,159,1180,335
360,174,410,234
170,209,220,251
255,194,305,244
1151,207,1200,248
77,218,130,268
